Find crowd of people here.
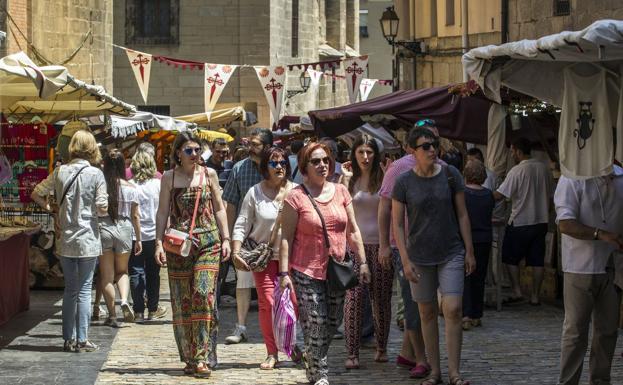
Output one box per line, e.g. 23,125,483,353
28,118,623,385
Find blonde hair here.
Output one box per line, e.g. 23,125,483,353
131,150,157,183
69,130,101,165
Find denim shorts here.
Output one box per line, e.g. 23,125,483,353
391,248,421,331
100,216,133,254
409,253,465,303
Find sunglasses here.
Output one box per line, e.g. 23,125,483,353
183,147,202,156
215,149,230,155
310,157,330,166
414,141,440,151
415,118,436,127
268,160,288,169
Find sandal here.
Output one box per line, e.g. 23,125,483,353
421,376,443,385
260,355,278,370
183,362,195,375
374,349,388,362
344,356,359,369
194,362,211,378
448,376,470,385
291,344,303,363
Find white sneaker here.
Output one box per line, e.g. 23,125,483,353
225,324,247,344
120,302,135,323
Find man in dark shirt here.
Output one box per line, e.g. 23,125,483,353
205,138,232,188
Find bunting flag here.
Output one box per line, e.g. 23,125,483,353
343,55,369,103
307,68,323,90
126,49,152,103
204,64,238,112
359,78,378,101
255,66,287,128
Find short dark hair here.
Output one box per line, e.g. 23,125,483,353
408,127,437,150
211,138,228,148
511,137,531,155
466,148,484,162
320,137,338,159
250,128,273,147
259,147,291,180
290,140,304,155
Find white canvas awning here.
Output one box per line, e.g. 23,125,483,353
339,123,402,153
462,19,623,105
0,51,135,123
84,111,198,138
176,106,247,127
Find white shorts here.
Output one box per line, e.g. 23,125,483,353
236,269,256,289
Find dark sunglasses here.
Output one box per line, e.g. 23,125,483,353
414,141,440,151
310,157,330,166
268,160,288,169
415,118,436,127
215,149,230,155
183,147,202,156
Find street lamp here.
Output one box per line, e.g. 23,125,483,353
379,6,399,45
286,71,312,98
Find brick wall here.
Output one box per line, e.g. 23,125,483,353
5,0,29,55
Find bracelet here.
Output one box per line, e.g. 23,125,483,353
221,237,231,242
278,271,289,277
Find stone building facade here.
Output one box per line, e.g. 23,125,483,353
0,0,113,91
113,0,360,129
360,0,394,99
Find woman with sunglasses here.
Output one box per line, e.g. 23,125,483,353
279,142,371,385
231,147,297,370
154,131,231,378
339,134,394,369
392,128,476,385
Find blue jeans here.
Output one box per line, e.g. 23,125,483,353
59,256,97,342
129,240,161,313
391,248,421,331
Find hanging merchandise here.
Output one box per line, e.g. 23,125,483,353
0,151,11,185
359,78,377,101
306,68,323,91
126,49,152,104
204,64,238,112
559,66,612,179
343,55,369,103
255,66,287,128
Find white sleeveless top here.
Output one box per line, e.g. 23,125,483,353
352,189,380,245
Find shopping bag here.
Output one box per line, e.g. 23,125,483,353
272,281,297,358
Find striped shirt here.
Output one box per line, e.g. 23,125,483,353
222,158,263,214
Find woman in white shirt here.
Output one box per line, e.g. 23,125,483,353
231,147,297,370
128,150,165,323
99,149,142,327
340,134,394,368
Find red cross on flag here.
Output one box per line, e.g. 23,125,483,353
204,64,238,112
254,66,287,128
359,78,378,102
126,49,152,104
343,55,369,104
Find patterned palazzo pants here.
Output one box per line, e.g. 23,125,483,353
292,269,346,383
344,244,394,357
167,230,220,365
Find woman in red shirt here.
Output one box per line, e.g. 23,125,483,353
278,142,370,385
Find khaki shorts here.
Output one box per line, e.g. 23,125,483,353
409,253,465,303
235,269,256,289
100,217,133,254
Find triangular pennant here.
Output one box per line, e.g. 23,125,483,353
126,49,152,104
255,66,287,128
359,78,378,101
343,55,369,103
307,68,323,90
204,64,238,112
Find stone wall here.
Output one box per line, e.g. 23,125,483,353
508,0,623,41
360,0,393,99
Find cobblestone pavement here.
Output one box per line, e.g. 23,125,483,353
2,272,623,385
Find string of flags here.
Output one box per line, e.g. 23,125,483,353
118,45,391,125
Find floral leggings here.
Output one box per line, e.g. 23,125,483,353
344,244,395,357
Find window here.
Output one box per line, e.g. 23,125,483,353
126,0,179,45
554,0,571,16
292,0,299,57
445,0,455,26
359,10,369,38
138,105,170,116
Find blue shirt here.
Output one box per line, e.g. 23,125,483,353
222,158,263,214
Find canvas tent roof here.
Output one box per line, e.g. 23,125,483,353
308,85,493,144
339,123,402,153
176,106,247,127
462,19,623,105
0,52,135,123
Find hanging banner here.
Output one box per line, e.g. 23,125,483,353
359,78,377,101
306,68,323,90
204,64,238,112
255,66,287,128
126,49,152,104
343,55,369,103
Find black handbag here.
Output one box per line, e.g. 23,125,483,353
302,185,359,292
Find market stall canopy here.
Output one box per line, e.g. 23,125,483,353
308,86,493,144
463,19,623,105
0,51,135,123
339,123,402,153
84,111,198,138
176,106,247,127
196,129,234,143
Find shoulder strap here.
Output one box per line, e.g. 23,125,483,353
444,165,456,194
59,165,88,206
292,166,299,178
188,170,204,236
301,184,330,249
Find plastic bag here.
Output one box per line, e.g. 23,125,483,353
272,281,297,358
